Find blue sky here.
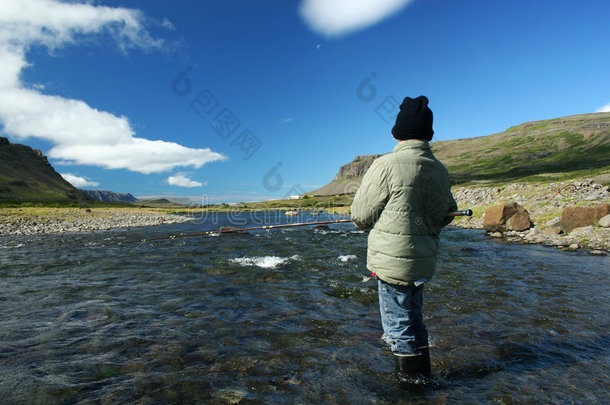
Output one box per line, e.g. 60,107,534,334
1,0,609,202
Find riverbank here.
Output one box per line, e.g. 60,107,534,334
0,207,190,235
450,179,610,253
1,179,609,253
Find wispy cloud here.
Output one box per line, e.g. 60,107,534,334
595,103,610,113
279,117,294,125
167,173,205,188
299,0,413,37
60,173,99,188
0,0,226,174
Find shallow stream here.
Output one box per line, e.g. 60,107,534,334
0,212,608,404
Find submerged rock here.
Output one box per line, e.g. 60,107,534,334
219,226,248,234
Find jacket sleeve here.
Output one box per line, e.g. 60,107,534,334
350,160,390,230
442,187,458,227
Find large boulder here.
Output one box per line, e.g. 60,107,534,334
483,202,532,232
561,204,610,233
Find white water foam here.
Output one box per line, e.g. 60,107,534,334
0,243,24,249
337,254,357,262
230,255,300,269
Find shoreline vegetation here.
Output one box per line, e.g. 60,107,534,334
1,178,609,253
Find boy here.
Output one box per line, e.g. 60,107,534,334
351,96,457,377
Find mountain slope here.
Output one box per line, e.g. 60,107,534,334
308,112,610,196
434,112,610,183
0,137,93,204
82,190,138,203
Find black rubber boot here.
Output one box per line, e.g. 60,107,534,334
419,348,431,378
394,353,423,375
394,353,425,386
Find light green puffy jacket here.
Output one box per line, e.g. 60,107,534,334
351,140,457,286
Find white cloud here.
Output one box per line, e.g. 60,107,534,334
0,0,226,174
49,138,224,174
279,117,294,125
299,0,413,37
60,173,99,188
167,173,205,188
595,103,610,113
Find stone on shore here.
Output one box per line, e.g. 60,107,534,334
542,227,562,235
570,226,594,235
561,203,610,233
483,202,532,232
451,179,610,251
599,214,610,228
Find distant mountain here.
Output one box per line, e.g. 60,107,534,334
163,196,195,206
0,137,93,204
135,196,194,206
308,112,610,196
135,198,193,208
81,190,138,203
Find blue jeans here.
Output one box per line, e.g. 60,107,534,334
378,279,429,355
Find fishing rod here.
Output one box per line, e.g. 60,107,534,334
447,209,473,217
119,210,472,245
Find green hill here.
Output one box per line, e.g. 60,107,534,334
309,112,610,196
0,137,93,204
134,198,192,208
434,112,610,183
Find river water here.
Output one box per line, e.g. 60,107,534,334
0,211,608,404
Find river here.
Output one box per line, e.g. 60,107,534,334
0,211,608,404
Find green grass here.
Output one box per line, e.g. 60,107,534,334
446,140,610,185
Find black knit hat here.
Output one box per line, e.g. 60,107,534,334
391,96,434,141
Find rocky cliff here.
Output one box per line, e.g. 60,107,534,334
309,154,383,196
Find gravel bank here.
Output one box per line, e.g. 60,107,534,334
451,179,610,253
0,208,190,235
